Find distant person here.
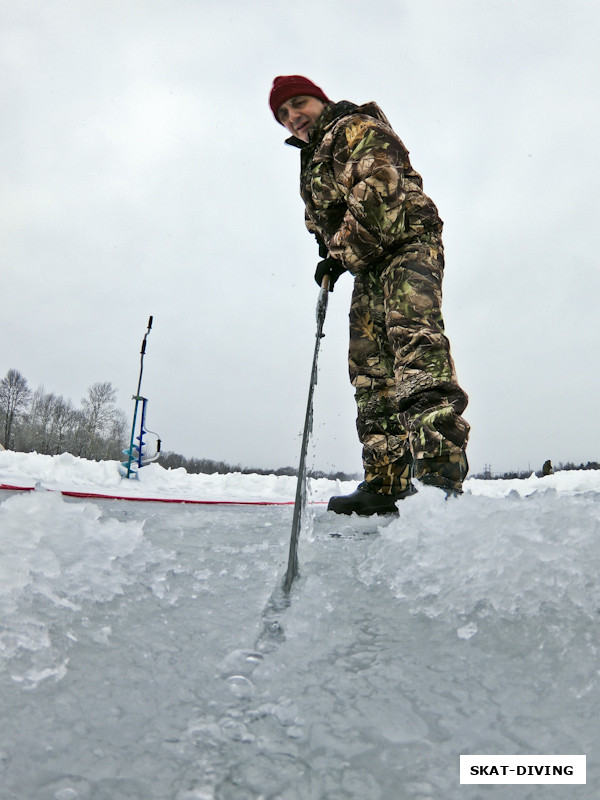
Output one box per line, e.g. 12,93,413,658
269,76,470,515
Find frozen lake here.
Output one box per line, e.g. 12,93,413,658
1,471,599,798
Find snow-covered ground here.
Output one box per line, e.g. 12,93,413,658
1,451,599,799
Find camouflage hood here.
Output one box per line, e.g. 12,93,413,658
289,100,442,274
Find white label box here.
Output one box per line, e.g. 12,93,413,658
460,755,586,784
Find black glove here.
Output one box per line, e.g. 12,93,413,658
314,257,346,291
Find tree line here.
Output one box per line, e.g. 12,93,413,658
0,368,127,460
0,367,361,481
2,368,598,481
158,449,360,482
469,460,600,480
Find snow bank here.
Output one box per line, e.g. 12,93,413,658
0,450,355,503
1,450,599,503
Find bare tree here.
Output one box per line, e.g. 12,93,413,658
24,386,55,452
51,397,80,454
80,381,124,458
0,369,31,449
82,381,116,431
1,371,128,460
101,408,128,459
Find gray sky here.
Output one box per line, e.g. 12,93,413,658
2,0,599,476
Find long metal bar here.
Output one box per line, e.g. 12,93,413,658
283,277,329,594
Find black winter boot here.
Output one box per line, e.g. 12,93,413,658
327,482,416,516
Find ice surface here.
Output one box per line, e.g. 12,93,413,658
0,453,599,798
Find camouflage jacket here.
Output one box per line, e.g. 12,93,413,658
287,101,443,274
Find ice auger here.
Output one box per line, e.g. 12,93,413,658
120,316,162,479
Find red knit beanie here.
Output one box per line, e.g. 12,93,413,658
269,75,329,122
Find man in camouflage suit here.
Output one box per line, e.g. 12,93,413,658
269,75,470,515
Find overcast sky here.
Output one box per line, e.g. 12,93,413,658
2,0,599,477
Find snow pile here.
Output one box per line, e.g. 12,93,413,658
358,483,600,624
0,490,171,689
0,450,355,503
467,468,600,497
1,449,600,503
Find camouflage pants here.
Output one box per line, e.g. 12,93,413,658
348,234,470,494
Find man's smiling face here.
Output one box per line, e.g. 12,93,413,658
277,95,326,142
